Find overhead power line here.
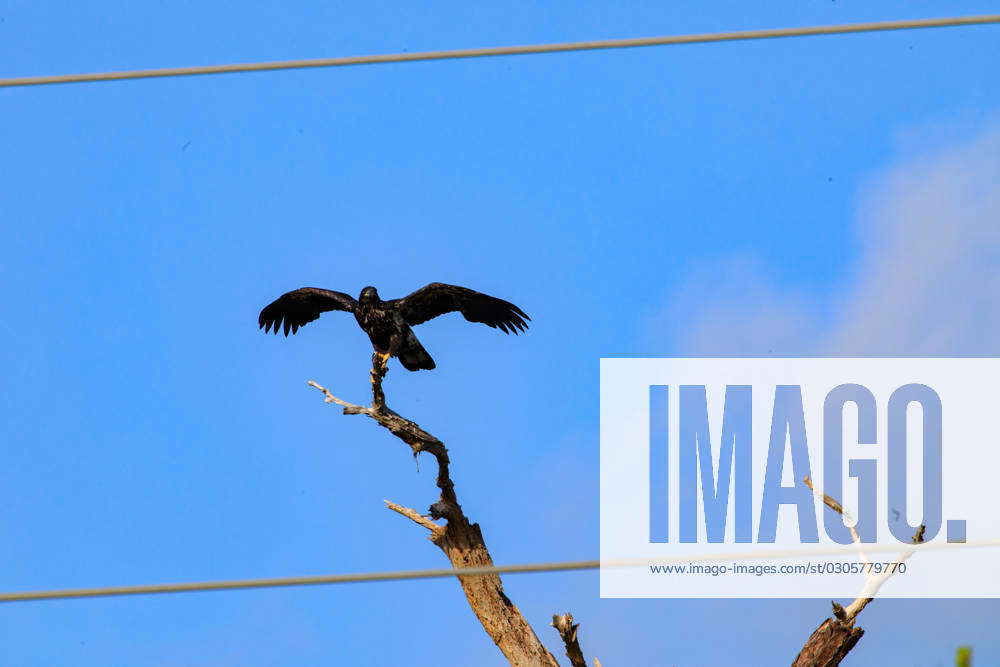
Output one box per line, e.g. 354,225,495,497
1,14,999,89
0,560,598,603
3,539,998,603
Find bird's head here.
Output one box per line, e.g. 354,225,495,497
359,286,379,304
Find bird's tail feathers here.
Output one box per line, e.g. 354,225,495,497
397,334,435,371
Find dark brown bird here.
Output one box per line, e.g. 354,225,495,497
258,283,530,371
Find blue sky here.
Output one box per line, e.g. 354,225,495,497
2,2,1000,665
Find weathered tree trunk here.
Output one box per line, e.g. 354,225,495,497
310,358,560,666
434,514,559,666
791,618,864,667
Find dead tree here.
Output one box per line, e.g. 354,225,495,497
309,355,595,667
308,358,925,666
792,477,925,666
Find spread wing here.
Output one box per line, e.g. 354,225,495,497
391,283,530,334
258,287,356,336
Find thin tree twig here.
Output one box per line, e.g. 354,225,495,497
803,476,869,566
384,499,444,535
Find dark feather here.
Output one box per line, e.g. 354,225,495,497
390,282,530,334
258,287,356,337
398,335,436,371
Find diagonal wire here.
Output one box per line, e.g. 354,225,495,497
3,539,1000,603
1,14,999,88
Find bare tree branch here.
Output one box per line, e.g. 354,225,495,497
804,477,866,563
793,477,925,666
841,524,923,622
552,613,589,667
385,499,444,534
309,359,561,667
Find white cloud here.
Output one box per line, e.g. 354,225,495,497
655,124,1000,356
645,255,826,356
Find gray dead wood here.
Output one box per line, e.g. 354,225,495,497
310,355,561,666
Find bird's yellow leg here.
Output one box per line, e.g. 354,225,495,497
368,351,390,413
370,351,390,385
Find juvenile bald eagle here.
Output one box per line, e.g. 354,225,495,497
258,283,530,371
